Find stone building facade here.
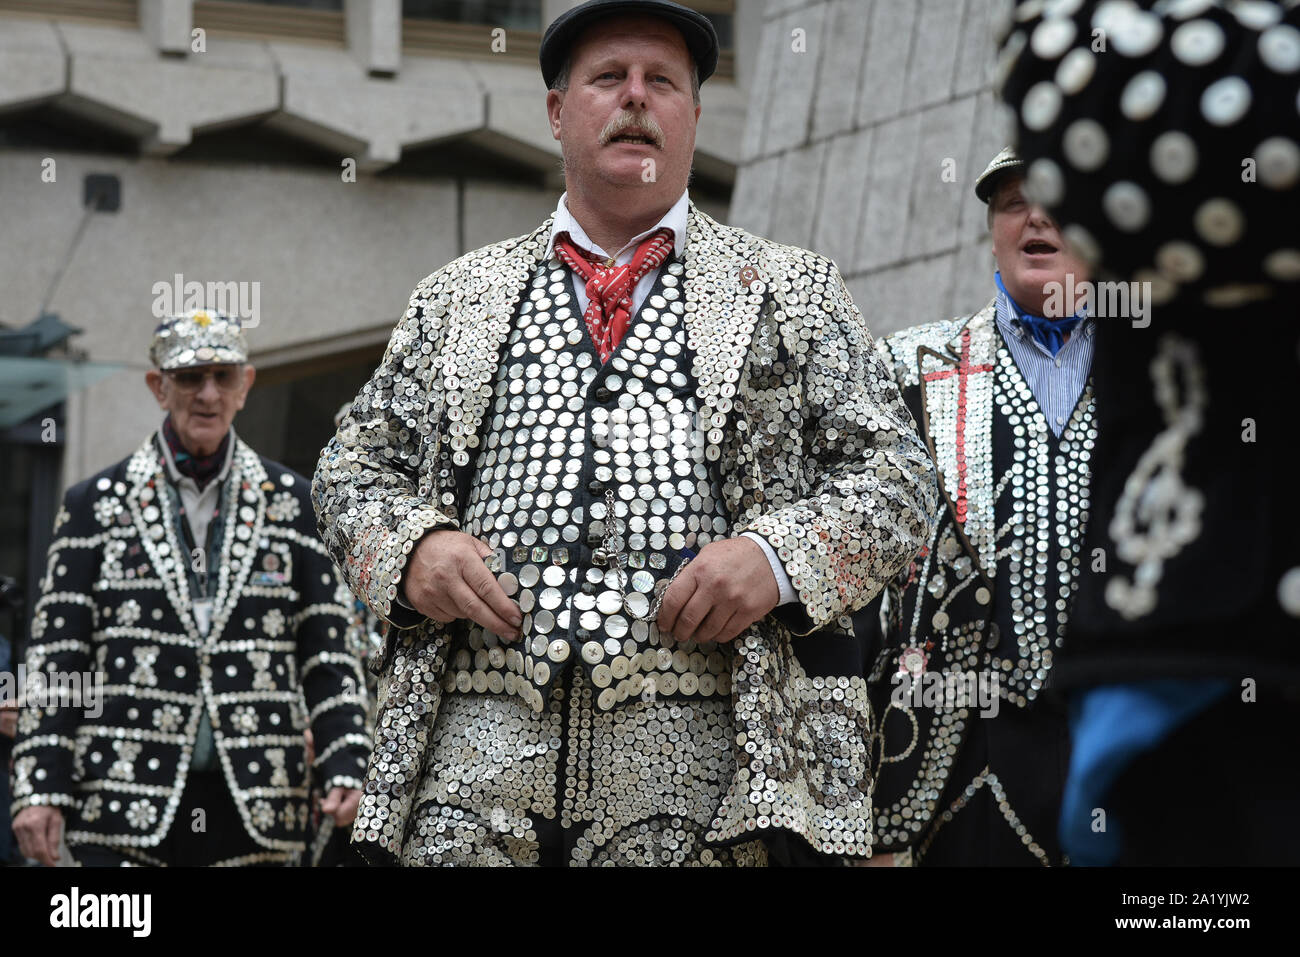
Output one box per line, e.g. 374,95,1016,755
728,0,1015,338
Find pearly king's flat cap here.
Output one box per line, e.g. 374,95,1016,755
975,146,1025,204
540,0,719,89
149,310,248,371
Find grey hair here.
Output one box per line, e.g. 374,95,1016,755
550,55,701,107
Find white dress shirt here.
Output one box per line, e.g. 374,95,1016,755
992,285,1096,437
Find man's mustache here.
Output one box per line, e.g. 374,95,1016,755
599,111,666,149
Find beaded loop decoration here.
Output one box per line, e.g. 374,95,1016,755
599,487,694,624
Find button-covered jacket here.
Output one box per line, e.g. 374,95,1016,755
10,434,371,857
312,203,938,862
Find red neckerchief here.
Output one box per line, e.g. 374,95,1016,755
553,227,675,362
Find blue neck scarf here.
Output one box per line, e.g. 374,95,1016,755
994,271,1083,357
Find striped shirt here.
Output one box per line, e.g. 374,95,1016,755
993,287,1095,437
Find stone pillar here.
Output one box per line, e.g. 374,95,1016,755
139,0,193,56
346,0,401,77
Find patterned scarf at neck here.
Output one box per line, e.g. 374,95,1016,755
995,271,1083,357
161,414,230,491
553,227,675,362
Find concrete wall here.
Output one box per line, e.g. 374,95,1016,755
729,0,1016,338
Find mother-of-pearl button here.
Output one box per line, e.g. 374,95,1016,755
1023,81,1064,131
1171,19,1225,66
1103,181,1151,232
1044,0,1083,16
1278,567,1300,617
1133,269,1178,306
1055,47,1096,94
1155,241,1205,282
1200,76,1252,127
1150,130,1198,183
1091,0,1134,34
1231,0,1282,31
1063,118,1109,171
1031,17,1076,59
1256,137,1300,190
1120,71,1166,121
1259,24,1300,74
1263,248,1300,281
1164,0,1215,20
1194,198,1245,246
1063,224,1101,267
1111,10,1163,57
1026,158,1065,207
997,30,1027,89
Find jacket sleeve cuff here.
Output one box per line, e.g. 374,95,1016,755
359,510,455,628
10,792,79,819
740,531,798,605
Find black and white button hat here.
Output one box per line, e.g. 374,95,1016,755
998,0,1300,309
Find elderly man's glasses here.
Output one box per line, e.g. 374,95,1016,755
165,366,243,393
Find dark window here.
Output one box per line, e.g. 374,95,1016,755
238,0,344,9
402,0,541,30
237,352,385,481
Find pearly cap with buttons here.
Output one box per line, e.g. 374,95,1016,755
149,310,248,371
997,0,1300,309
976,146,1027,203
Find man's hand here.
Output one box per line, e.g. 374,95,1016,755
0,704,17,739
857,853,896,867
403,530,523,640
657,536,781,644
320,787,362,827
14,806,63,866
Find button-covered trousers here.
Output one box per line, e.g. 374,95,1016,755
400,666,767,866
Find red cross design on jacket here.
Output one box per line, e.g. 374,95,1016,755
923,328,994,525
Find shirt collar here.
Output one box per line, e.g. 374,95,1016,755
993,273,1094,345
156,422,237,488
546,190,689,262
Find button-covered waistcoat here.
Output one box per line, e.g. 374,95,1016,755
447,257,735,713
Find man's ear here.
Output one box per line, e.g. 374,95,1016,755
546,89,564,140
235,364,256,411
145,370,167,406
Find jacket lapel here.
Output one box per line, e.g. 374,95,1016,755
207,440,265,646
128,437,200,640
682,206,765,468
441,220,554,491
918,300,999,581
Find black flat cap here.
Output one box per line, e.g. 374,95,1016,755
540,0,719,89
